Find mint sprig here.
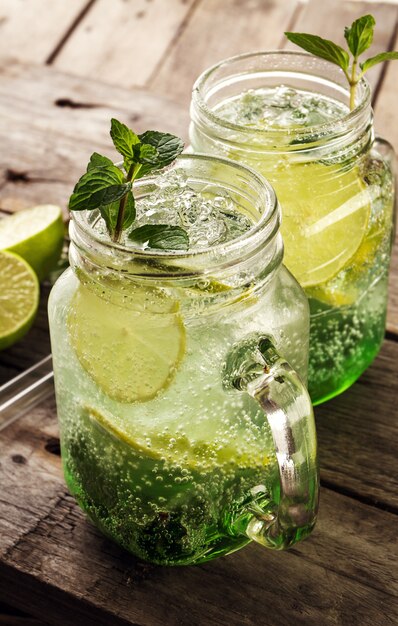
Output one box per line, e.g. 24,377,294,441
68,119,186,247
286,14,398,110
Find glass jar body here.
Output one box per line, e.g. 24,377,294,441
49,260,309,565
190,52,395,404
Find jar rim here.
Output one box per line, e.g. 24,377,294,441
71,153,280,273
191,50,371,139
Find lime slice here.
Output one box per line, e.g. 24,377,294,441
0,250,39,350
85,405,270,470
0,205,64,281
272,162,371,287
306,219,387,308
68,283,186,403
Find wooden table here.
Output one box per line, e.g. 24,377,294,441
0,1,397,624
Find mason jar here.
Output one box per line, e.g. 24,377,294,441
190,51,395,404
48,154,318,566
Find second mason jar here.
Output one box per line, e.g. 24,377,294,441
190,51,395,404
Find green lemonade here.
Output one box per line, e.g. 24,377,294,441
191,78,395,404
49,162,317,565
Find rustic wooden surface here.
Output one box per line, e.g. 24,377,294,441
0,0,398,625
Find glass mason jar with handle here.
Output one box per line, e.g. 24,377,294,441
48,154,318,566
190,51,395,405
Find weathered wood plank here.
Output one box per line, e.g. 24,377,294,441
388,243,398,335
316,338,398,510
0,62,190,214
373,27,398,157
54,0,197,88
284,0,398,91
0,396,397,626
0,0,91,65
0,601,49,626
0,617,49,626
150,0,300,107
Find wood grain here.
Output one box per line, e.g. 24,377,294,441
373,28,398,156
0,0,91,65
283,0,398,92
0,62,190,214
0,601,49,626
54,0,198,88
0,396,397,626
150,0,300,107
316,338,398,510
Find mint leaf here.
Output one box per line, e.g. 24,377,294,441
133,143,159,165
360,50,398,73
100,192,135,231
69,119,186,243
286,14,398,111
87,152,114,171
285,32,350,71
89,183,131,210
69,166,128,211
129,224,189,250
110,118,140,160
344,14,375,57
137,131,184,177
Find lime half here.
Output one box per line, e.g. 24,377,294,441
68,283,186,403
0,250,39,350
274,162,371,288
0,205,64,281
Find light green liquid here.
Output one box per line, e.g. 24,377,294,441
213,87,394,404
50,180,311,564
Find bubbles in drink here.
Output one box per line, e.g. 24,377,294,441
215,86,348,129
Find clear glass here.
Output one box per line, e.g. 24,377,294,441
48,154,318,566
190,51,396,405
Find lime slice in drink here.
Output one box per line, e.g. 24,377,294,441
0,250,39,350
274,162,371,288
68,283,186,403
0,205,64,281
85,405,270,470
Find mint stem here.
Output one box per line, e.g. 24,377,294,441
112,163,142,243
349,57,358,110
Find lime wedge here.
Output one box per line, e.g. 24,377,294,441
272,162,371,288
0,205,64,281
85,405,270,470
0,250,39,350
68,283,186,403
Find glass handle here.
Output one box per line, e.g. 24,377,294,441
223,335,319,549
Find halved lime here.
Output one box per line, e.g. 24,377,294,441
0,205,64,281
269,162,371,288
0,250,39,350
68,283,186,403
